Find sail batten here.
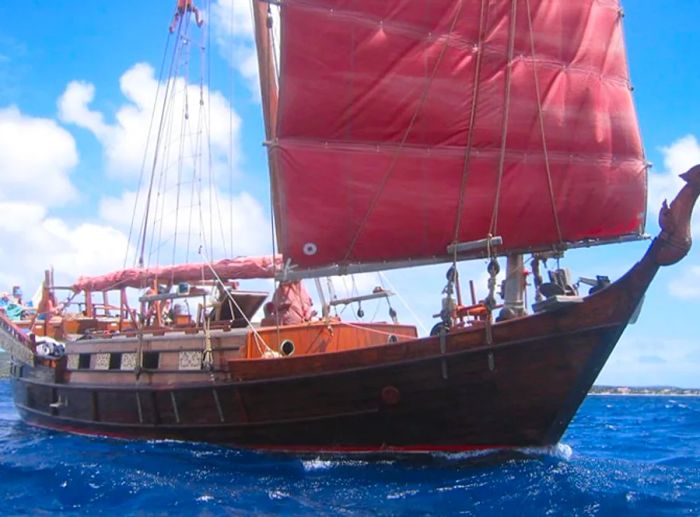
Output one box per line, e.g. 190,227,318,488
269,0,646,270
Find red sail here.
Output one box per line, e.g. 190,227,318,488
271,0,646,272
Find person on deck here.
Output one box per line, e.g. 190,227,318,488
169,0,204,33
12,286,22,305
264,281,316,326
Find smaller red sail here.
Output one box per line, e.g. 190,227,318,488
270,0,647,273
72,256,283,292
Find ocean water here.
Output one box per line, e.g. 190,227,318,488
0,380,698,516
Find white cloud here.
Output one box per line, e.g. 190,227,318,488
211,0,254,41
56,81,109,137
661,135,700,175
598,334,700,388
52,57,273,287
210,0,279,98
99,187,271,266
58,63,242,182
0,79,265,296
0,201,130,292
0,106,132,293
646,134,700,301
668,265,700,300
648,134,700,233
0,106,78,206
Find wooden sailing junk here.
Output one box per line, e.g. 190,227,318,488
4,0,699,454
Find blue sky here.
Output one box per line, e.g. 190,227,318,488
0,1,698,387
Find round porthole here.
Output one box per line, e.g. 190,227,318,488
387,334,398,344
381,385,401,405
280,339,295,356
303,242,318,256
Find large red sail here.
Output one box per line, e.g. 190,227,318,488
270,0,646,273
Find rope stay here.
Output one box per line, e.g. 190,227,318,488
199,244,275,357
124,33,174,269
129,1,239,282
488,0,518,240
525,0,563,246
451,0,489,252
136,17,186,269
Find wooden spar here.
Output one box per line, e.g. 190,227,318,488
328,290,394,308
252,1,278,140
85,289,93,318
252,0,283,247
278,234,648,281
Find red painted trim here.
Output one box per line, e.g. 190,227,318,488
21,416,512,454
249,444,513,454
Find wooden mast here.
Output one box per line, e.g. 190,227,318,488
500,254,526,319
253,1,278,140
252,0,282,249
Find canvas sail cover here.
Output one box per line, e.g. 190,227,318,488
72,256,283,292
269,0,646,273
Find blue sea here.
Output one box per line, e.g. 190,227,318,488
0,380,698,516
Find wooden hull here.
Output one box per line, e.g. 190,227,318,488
11,326,621,452
8,245,659,453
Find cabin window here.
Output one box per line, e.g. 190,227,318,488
78,354,91,369
108,353,122,370
142,352,160,369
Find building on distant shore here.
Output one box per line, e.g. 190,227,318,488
591,385,700,396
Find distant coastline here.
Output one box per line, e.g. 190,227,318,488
590,385,700,396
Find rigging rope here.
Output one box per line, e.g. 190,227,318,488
199,245,275,356
202,9,232,266
525,0,563,246
151,29,188,278
169,18,198,270
136,2,231,276
452,0,490,250
171,78,187,267
201,10,216,263
125,32,174,269
138,18,187,268
378,272,429,335
488,0,518,239
228,2,237,255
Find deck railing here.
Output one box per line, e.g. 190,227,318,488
0,309,34,364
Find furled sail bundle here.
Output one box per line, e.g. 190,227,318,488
266,0,646,276
72,256,283,292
